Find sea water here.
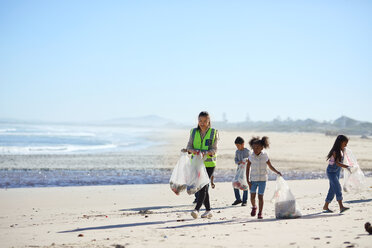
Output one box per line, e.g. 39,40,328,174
0,123,170,188
0,123,157,154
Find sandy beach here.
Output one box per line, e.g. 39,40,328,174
1,178,372,248
3,0,372,246
1,130,372,247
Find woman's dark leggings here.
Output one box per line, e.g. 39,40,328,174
195,167,215,211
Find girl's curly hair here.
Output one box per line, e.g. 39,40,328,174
249,136,269,149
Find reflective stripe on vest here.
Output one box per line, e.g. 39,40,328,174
191,127,217,167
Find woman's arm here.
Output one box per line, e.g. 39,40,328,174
211,175,215,189
267,160,282,176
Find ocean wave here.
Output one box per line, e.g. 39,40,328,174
0,124,159,155
0,128,17,133
0,131,96,137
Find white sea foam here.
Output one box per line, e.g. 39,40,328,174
0,128,17,133
0,131,96,137
0,123,160,155
0,144,118,154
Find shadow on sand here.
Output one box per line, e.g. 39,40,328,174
59,211,339,233
344,198,372,204
161,212,340,229
120,204,237,214
58,219,189,233
120,205,191,212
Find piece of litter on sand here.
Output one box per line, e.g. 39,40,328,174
138,210,153,215
78,234,84,237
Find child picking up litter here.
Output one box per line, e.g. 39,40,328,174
246,136,281,219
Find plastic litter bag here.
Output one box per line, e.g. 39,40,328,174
232,159,249,191
271,176,301,219
185,153,210,195
343,147,366,192
169,152,189,195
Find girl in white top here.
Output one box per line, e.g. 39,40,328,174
246,136,282,219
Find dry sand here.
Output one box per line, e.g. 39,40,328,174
1,179,372,248
161,130,372,171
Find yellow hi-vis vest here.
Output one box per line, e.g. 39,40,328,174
191,127,217,167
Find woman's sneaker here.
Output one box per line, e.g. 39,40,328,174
191,210,199,219
201,211,212,219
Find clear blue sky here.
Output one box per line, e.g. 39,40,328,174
1,0,371,124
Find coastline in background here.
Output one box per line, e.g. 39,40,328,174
1,120,371,188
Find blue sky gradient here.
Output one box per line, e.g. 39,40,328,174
1,0,371,123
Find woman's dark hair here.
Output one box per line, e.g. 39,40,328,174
327,134,349,162
235,136,244,145
249,136,269,149
197,111,211,129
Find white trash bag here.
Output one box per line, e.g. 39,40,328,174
343,147,366,192
185,153,210,195
232,159,249,191
271,176,301,219
169,152,189,195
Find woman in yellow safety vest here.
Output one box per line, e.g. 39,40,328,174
186,111,218,219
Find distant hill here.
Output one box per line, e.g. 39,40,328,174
213,116,372,136
1,115,371,135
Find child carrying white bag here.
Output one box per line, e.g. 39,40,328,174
271,176,302,219
343,147,366,192
232,159,249,191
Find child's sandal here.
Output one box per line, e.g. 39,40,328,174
340,207,350,213
251,206,257,217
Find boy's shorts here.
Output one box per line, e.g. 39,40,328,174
250,181,266,195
